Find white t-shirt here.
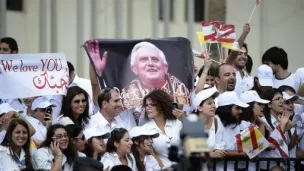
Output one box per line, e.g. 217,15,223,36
273,73,297,90
101,152,138,171
234,69,254,95
0,145,27,171
144,155,161,171
31,147,73,171
142,119,182,169
26,116,47,141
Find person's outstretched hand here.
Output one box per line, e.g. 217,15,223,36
86,40,108,77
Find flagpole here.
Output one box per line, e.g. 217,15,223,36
248,4,257,23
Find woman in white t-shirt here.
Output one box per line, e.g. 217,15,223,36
101,128,137,171
130,126,162,171
0,119,32,171
31,124,78,171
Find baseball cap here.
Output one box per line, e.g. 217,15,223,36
83,127,110,141
256,64,274,87
240,90,270,104
217,91,249,108
0,103,22,116
130,126,159,139
282,92,299,101
31,96,55,110
192,86,219,111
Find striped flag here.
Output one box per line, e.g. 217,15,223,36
217,24,236,43
201,21,217,42
235,125,269,159
268,125,289,159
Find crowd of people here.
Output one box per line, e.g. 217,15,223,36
0,23,304,171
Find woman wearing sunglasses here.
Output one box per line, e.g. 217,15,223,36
130,126,161,171
101,128,137,170
31,124,78,171
83,127,110,161
58,86,90,129
65,124,86,157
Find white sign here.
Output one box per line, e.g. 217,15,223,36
0,53,69,99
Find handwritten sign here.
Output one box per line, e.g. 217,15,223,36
0,53,69,99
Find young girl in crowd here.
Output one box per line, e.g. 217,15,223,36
130,126,161,171
0,119,32,170
101,128,137,170
65,124,86,157
58,86,90,129
31,124,78,171
83,127,110,161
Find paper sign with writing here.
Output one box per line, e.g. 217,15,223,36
0,53,69,99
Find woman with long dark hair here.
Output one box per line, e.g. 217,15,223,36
58,86,90,129
141,89,182,169
0,119,32,170
130,126,161,171
83,127,110,161
31,124,78,171
101,128,137,170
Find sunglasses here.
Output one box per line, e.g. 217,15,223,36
75,135,85,141
73,99,87,104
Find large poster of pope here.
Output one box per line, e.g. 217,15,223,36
83,37,193,110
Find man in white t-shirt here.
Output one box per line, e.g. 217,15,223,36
262,46,297,90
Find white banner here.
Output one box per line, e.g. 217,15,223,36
0,53,69,99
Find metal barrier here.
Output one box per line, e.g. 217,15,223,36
209,158,304,171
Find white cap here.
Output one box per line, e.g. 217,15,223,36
0,103,22,116
282,92,299,101
256,64,274,87
130,126,159,139
217,91,249,108
31,97,55,110
240,90,270,104
192,87,219,111
83,127,110,141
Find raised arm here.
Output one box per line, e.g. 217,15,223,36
195,56,212,94
225,24,250,65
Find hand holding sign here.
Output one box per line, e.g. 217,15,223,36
86,40,107,77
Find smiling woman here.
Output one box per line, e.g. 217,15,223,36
0,119,32,171
58,86,90,128
31,124,78,171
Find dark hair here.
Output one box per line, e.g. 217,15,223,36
262,46,288,70
245,55,253,74
83,137,103,161
216,105,241,127
240,102,255,123
142,89,176,120
228,43,248,55
61,86,90,128
215,63,232,78
73,157,104,171
1,119,32,168
278,85,296,94
67,61,75,75
97,88,120,108
40,124,78,165
131,136,153,171
198,65,216,78
110,165,132,171
65,124,82,138
260,88,283,139
0,37,18,53
106,128,128,153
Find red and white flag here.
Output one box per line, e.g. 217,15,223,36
216,24,236,43
268,125,289,159
201,21,218,42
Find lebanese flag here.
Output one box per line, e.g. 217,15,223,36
217,24,236,43
268,124,289,159
201,21,217,41
235,125,269,159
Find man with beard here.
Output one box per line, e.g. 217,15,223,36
215,63,236,94
213,91,250,170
